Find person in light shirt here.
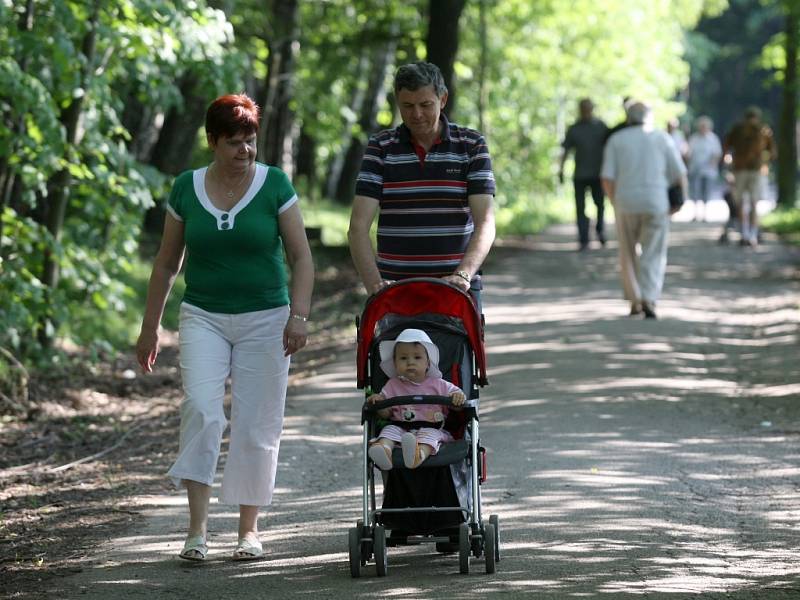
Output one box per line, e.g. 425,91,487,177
687,116,722,222
601,101,687,320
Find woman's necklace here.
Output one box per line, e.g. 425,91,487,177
212,162,250,199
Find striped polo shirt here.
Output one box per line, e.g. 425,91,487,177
355,115,495,282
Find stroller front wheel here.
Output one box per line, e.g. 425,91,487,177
489,514,500,562
483,523,496,574
348,527,362,578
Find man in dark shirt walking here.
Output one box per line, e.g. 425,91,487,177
559,98,609,250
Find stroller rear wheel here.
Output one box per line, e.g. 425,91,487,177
374,525,388,577
458,522,471,574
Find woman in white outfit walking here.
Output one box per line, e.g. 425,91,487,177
136,93,314,562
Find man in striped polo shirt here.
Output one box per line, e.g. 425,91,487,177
348,61,496,308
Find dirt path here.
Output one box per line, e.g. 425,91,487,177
35,220,800,598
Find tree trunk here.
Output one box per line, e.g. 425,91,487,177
334,34,397,205
39,2,99,346
295,128,316,199
425,0,467,119
259,0,299,174
325,53,369,201
477,0,488,133
142,75,208,234
777,1,799,207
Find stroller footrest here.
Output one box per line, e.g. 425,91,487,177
390,438,469,468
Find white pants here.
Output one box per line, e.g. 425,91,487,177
167,302,290,506
615,211,670,304
733,169,764,240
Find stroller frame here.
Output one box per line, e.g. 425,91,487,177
348,278,499,577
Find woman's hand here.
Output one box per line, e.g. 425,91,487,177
136,328,160,373
283,316,308,356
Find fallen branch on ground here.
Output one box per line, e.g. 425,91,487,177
48,423,146,474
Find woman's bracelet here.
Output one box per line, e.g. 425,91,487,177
290,313,308,322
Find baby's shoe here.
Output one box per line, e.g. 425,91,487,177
401,432,430,468
368,443,393,470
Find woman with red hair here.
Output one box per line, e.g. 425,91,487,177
136,93,314,562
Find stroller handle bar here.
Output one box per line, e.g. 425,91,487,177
361,394,478,424
363,394,474,411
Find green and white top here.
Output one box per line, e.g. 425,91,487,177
166,162,298,314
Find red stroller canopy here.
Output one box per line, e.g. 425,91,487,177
356,278,488,389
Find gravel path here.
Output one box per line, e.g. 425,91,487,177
48,217,800,599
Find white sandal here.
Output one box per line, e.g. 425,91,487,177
179,535,208,561
232,537,264,561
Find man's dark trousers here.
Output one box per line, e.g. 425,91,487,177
573,176,605,247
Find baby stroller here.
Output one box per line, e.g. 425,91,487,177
347,277,499,576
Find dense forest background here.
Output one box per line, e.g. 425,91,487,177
1,0,798,400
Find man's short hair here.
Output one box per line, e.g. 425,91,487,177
695,115,713,130
394,62,448,96
625,101,649,125
744,106,762,120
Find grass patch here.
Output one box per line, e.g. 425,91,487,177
301,193,574,241
302,199,352,246
762,206,800,244
495,191,573,235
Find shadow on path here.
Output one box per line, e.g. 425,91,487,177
46,221,800,600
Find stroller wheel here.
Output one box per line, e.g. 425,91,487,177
483,523,496,574
489,514,500,562
356,519,371,564
374,525,388,577
458,522,471,574
348,527,362,578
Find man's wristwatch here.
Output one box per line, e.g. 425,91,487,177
454,270,471,283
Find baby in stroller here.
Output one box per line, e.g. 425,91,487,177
367,328,465,470
350,278,498,576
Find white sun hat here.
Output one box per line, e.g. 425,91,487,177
378,328,442,379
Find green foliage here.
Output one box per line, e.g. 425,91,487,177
762,206,800,243
0,209,54,352
301,198,354,247
0,0,739,376
454,0,713,210
0,0,241,366
686,0,783,133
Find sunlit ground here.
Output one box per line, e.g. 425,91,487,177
48,201,800,599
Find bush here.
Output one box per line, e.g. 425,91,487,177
762,207,800,243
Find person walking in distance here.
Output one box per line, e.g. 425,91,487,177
723,106,777,247
559,98,609,250
687,116,722,222
601,101,687,320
